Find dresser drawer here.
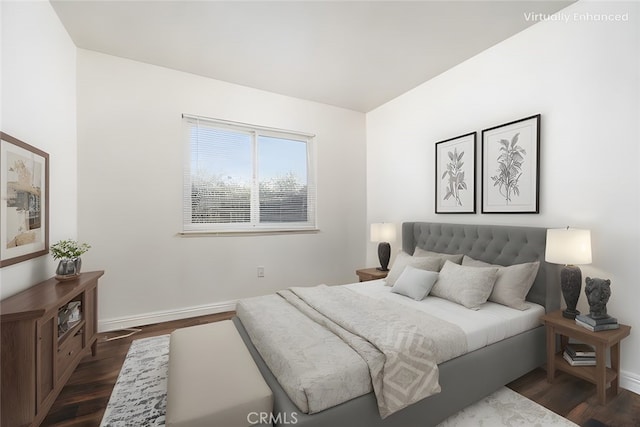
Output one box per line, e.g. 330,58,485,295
57,329,83,379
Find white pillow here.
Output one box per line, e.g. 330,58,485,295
412,248,463,269
462,255,540,310
430,260,499,309
385,252,441,286
391,266,439,301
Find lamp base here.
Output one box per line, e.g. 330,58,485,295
562,308,580,319
377,242,391,271
560,265,582,320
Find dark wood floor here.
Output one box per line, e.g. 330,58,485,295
42,313,639,427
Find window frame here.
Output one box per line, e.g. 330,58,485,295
182,114,317,235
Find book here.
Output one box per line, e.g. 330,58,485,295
563,351,596,366
576,314,617,327
576,318,620,332
565,343,595,358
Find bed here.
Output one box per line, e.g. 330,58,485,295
232,222,561,427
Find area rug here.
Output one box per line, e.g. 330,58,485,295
101,334,578,427
100,335,169,426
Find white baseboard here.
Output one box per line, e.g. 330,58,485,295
98,300,237,332
620,369,640,396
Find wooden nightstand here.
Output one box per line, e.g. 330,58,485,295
356,267,388,282
541,310,631,404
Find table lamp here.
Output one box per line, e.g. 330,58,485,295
545,227,592,319
370,223,396,271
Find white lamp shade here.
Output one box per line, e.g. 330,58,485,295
545,228,592,265
371,223,396,243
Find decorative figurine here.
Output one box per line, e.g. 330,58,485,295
584,277,611,319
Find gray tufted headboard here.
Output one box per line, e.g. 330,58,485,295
402,222,560,313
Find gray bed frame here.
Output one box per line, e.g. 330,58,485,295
233,222,561,427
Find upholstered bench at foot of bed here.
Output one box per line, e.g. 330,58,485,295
166,320,273,427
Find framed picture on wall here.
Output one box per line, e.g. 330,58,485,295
435,132,476,213
481,114,540,213
0,132,49,267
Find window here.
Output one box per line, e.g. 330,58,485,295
183,115,316,233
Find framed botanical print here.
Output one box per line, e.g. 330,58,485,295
1,132,49,267
481,114,540,213
435,132,476,213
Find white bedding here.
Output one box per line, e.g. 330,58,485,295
237,279,545,416
344,279,545,353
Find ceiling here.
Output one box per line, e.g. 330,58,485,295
51,0,573,112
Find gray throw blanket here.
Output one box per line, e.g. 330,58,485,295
277,285,467,418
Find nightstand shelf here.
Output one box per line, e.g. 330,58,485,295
541,310,631,405
552,353,617,385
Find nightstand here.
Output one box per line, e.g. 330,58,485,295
356,268,388,282
541,310,631,404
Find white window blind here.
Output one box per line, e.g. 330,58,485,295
183,115,317,233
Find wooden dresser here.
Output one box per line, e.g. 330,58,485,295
1,271,104,427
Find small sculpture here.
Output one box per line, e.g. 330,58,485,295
584,277,611,319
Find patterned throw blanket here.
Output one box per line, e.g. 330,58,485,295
277,285,467,418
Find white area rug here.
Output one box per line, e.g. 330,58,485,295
101,334,578,427
438,386,577,426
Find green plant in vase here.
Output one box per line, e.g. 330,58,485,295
51,239,91,280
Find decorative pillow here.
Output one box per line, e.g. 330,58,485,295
412,248,463,269
462,256,540,310
391,266,439,301
430,260,499,309
385,252,441,286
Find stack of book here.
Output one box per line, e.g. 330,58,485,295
575,314,619,331
563,343,596,366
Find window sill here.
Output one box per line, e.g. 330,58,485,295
178,228,320,237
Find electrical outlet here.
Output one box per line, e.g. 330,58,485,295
257,266,265,278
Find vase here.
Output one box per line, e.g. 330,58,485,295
56,258,81,281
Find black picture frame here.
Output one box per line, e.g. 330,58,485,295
481,114,540,214
435,132,476,214
0,132,49,267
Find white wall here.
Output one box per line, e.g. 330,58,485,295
0,1,77,299
76,50,367,330
367,1,640,392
